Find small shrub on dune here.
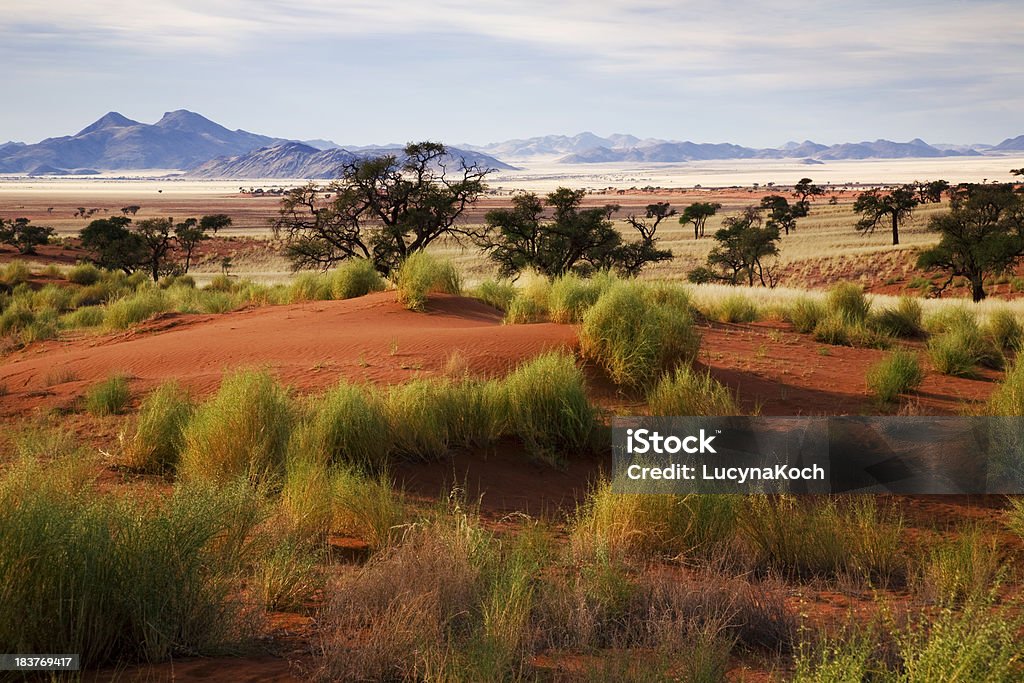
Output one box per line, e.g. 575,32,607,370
866,350,924,404
394,252,461,311
66,263,102,286
179,370,294,484
715,293,760,323
786,297,827,333
548,272,615,324
923,306,976,336
826,283,871,324
0,302,34,337
329,258,385,299
196,289,236,314
504,351,594,459
287,272,332,302
32,284,73,312
985,308,1023,352
927,318,1001,376
104,289,169,330
122,380,195,473
20,310,59,345
331,466,407,550
504,278,551,323
0,261,31,287
873,296,923,338
61,305,105,328
813,314,891,349
84,374,131,416
647,365,738,416
290,380,391,471
474,279,517,311
580,281,700,387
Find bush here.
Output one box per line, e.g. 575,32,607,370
916,527,1004,605
330,467,407,550
66,263,102,286
61,305,105,328
988,360,1024,415
104,289,168,329
826,283,870,324
647,365,738,416
287,272,332,302
782,296,823,333
504,351,594,459
84,374,131,416
179,370,295,484
714,294,760,323
0,261,31,287
475,279,517,312
866,350,924,404
580,281,700,387
548,272,614,324
504,278,551,324
32,284,73,312
122,381,195,473
394,252,461,311
985,309,1023,352
0,463,264,668
927,317,1001,376
290,380,391,471
813,314,891,349
873,296,923,338
329,259,386,299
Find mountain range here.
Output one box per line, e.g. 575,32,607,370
1,111,1021,177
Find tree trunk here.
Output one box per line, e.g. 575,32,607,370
891,214,899,245
971,278,986,302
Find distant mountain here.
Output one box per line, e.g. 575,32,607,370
995,135,1024,151
0,110,286,173
471,132,994,164
189,142,516,179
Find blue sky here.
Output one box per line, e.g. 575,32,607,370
2,1,1022,147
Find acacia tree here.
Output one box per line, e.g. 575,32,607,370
689,207,780,287
916,184,1024,302
914,179,950,204
759,195,799,235
477,188,669,278
80,216,146,273
853,185,919,245
273,141,490,274
678,202,722,240
0,218,54,255
792,178,825,215
134,218,176,281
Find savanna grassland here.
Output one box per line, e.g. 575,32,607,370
3,180,1024,682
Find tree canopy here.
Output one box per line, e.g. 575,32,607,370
477,189,672,278
916,184,1024,302
0,218,54,255
853,185,919,245
272,141,490,275
759,195,799,235
792,178,825,215
689,207,780,287
678,202,722,240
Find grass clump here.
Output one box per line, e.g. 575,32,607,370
329,259,385,299
866,350,924,404
647,365,738,416
179,369,294,484
580,281,700,387
474,279,517,312
504,277,551,324
873,296,923,338
715,293,760,323
985,308,1023,352
916,527,1004,605
84,374,131,416
927,315,1001,377
785,297,827,333
61,305,105,328
827,283,871,324
548,272,615,324
0,462,265,668
0,261,31,287
66,263,102,285
287,272,333,302
104,289,168,329
394,252,461,311
290,380,391,471
504,351,594,459
122,380,195,473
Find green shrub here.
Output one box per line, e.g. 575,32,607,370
548,272,614,324
0,465,265,668
290,380,391,471
0,303,34,336
330,466,407,550
826,283,870,324
475,279,517,311
84,374,131,416
0,261,31,287
287,272,332,302
196,290,236,314
866,350,924,404
61,305,105,328
66,263,102,286
988,361,1024,415
923,306,976,335
916,527,1004,605
122,381,195,473
329,259,385,299
647,366,738,416
927,317,1001,376
159,274,196,289
504,279,551,324
580,281,700,387
715,294,760,323
394,252,461,311
985,309,1023,352
104,289,168,329
179,370,295,484
813,314,891,349
32,284,73,312
873,296,923,338
207,274,235,292
504,351,594,459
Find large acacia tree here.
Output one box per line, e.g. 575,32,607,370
679,201,722,240
689,207,781,287
476,189,672,278
273,142,490,275
917,184,1024,302
853,185,919,245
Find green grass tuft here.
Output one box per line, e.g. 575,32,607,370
394,252,461,311
647,365,738,416
84,374,131,416
122,380,195,473
329,259,386,299
866,350,924,404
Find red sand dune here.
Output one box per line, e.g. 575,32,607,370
0,292,575,417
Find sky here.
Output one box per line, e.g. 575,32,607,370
2,1,1022,148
